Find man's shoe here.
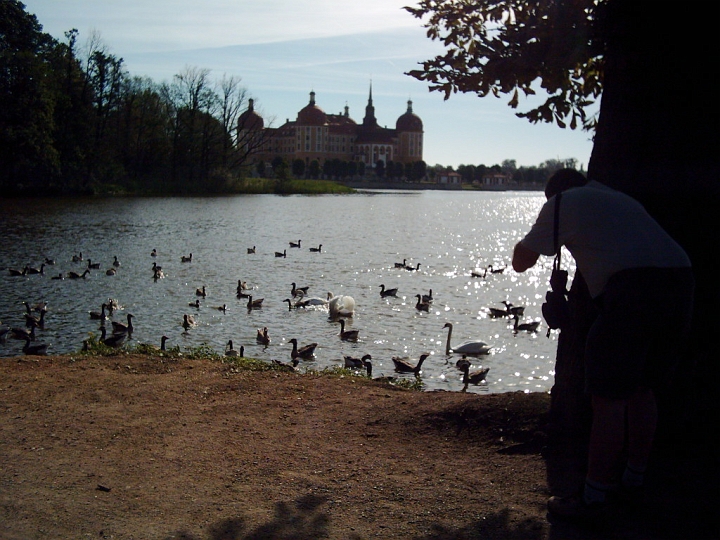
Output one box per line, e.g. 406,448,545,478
547,495,610,523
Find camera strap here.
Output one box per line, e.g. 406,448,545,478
552,191,562,271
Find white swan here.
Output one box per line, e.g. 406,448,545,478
327,292,355,318
443,322,491,355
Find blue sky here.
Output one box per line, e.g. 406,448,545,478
22,0,596,169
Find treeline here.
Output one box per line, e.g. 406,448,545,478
1,1,264,195
255,157,428,183
450,158,582,186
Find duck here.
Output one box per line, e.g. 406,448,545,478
289,338,317,360
112,256,120,267
512,313,541,333
289,240,301,248
86,259,100,269
272,358,300,371
405,262,421,271
394,258,407,268
379,284,398,298
291,282,309,297
327,292,355,318
344,354,371,369
67,269,90,279
195,285,206,297
23,336,49,356
443,322,492,355
275,249,287,258
151,248,157,257
9,266,28,276
72,252,83,262
189,299,200,308
89,303,108,320
182,314,196,331
338,319,359,341
247,246,256,254
309,244,322,253
456,356,490,385
181,253,193,262
26,263,45,275
391,353,430,374
111,313,134,334
256,326,271,345
415,294,430,312
246,295,264,309
100,325,125,348
225,340,244,357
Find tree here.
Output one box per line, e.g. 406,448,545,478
374,160,385,179
292,158,305,178
407,0,719,487
308,159,320,179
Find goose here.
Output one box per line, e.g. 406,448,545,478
9,266,28,276
182,314,196,331
394,258,407,268
151,248,157,257
275,249,287,258
512,313,540,333
152,262,162,273
273,358,300,371
488,303,511,318
153,268,164,279
105,267,117,276
309,244,322,252
392,353,430,374
106,298,121,312
100,326,125,348
214,304,227,312
44,257,56,265
112,256,120,267
181,253,193,262
25,309,47,329
456,356,490,385
51,273,64,280
148,335,169,352
23,336,49,356
67,269,90,279
344,354,371,369
246,295,264,309
247,246,256,254
422,289,434,303
289,239,301,248
504,301,526,317
236,280,249,292
443,322,492,355
72,252,83,262
256,326,271,345
111,313,134,334
405,262,421,271
291,282,309,297
189,299,200,308
86,259,100,269
237,290,251,299
89,303,108,320
225,340,244,357
10,326,35,341
379,284,398,298
363,360,397,383
415,294,430,312
195,285,206,297
289,338,317,360
327,292,355,318
26,263,45,275
284,298,297,311
338,319,359,341
0,325,9,343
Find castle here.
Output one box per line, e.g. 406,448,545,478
238,86,424,168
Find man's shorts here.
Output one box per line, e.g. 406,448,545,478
584,267,694,399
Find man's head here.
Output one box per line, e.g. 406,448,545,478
545,168,587,199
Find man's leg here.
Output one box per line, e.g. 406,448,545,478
586,394,627,494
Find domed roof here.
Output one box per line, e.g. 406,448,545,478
297,91,328,126
238,99,264,131
396,99,423,132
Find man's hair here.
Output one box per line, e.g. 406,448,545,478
545,168,588,199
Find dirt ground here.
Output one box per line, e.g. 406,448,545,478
0,353,716,540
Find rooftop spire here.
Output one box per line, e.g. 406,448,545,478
363,81,377,128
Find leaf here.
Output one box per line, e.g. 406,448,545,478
508,88,519,108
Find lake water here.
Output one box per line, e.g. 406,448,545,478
0,190,575,394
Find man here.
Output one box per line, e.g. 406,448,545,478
513,169,694,521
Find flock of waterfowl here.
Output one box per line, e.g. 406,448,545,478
2,240,542,390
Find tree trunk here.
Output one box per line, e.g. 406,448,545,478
549,1,720,491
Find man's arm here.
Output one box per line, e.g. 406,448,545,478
512,242,540,272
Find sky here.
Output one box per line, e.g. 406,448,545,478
22,0,597,169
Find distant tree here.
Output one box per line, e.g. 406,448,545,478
292,159,305,178
348,160,358,178
374,160,385,179
271,156,285,173
412,160,427,181
404,162,413,181
357,161,365,178
308,159,320,179
255,160,265,178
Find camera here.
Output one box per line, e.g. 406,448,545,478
542,268,570,330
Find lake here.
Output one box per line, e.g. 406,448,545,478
0,190,574,394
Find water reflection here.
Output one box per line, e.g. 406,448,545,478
0,191,573,394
